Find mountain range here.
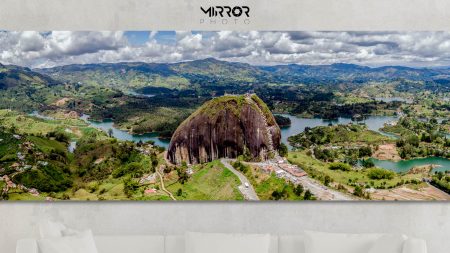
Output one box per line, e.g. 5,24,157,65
37,58,450,91
1,58,450,92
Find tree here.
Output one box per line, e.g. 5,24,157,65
242,145,252,161
176,188,183,196
324,175,331,186
46,131,70,143
329,162,351,171
436,171,444,181
108,128,114,138
278,143,288,157
271,190,282,200
123,177,139,197
396,139,405,147
112,162,144,178
367,168,395,180
303,190,313,200
353,185,364,197
361,159,375,168
344,156,358,166
176,166,189,184
407,134,420,147
10,125,17,134
421,133,431,143
294,184,304,196
358,146,372,157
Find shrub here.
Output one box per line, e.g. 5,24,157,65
123,177,139,197
278,143,288,157
367,168,395,180
329,162,351,171
361,159,375,168
358,146,372,157
324,175,332,186
46,131,70,144
294,184,304,196
353,185,364,197
303,190,313,200
112,162,144,178
232,160,249,174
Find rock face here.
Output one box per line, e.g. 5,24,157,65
167,94,281,164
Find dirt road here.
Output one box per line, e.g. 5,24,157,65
156,166,176,201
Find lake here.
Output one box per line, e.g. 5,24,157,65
29,111,171,151
375,97,413,103
86,113,449,173
29,111,54,120
369,157,450,173
83,113,398,151
31,111,450,172
278,114,399,149
80,114,170,148
126,91,155,98
30,110,399,149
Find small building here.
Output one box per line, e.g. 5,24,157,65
29,188,39,196
276,169,285,177
144,188,157,195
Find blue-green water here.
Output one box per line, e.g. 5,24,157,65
126,91,155,98
29,111,170,149
84,113,396,151
32,111,449,171
369,157,450,173
375,97,413,103
278,114,399,149
279,114,450,172
29,111,54,120
80,115,170,148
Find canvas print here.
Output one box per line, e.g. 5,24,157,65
0,31,449,201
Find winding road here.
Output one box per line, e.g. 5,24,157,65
221,159,259,201
156,166,176,201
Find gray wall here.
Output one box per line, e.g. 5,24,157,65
1,0,450,30
1,202,449,253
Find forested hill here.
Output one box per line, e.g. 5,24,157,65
0,63,63,111
0,63,60,90
36,58,450,91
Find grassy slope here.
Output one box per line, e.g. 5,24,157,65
287,150,426,190
241,163,303,200
0,110,167,200
288,124,392,148
166,160,243,200
0,109,107,141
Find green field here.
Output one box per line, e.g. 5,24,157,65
166,160,243,200
287,150,426,193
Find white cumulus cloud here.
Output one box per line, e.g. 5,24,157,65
1,31,450,68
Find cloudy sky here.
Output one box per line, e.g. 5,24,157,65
1,31,450,68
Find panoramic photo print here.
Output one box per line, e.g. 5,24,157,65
0,31,449,201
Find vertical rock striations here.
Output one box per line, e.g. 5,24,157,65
167,94,281,164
